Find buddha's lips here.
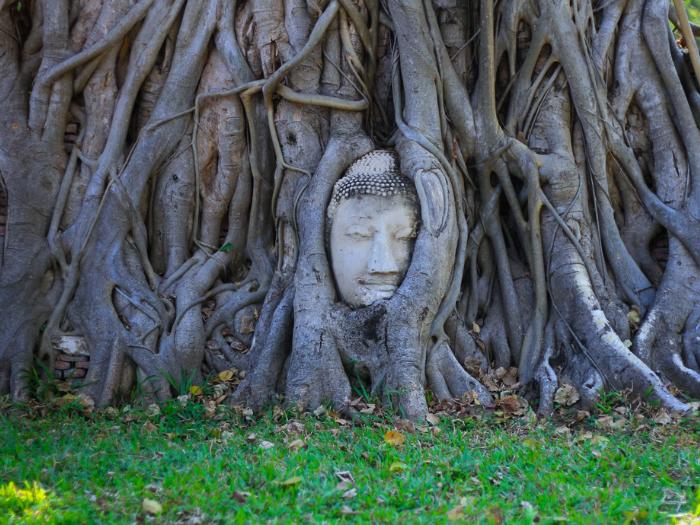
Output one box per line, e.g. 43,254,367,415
358,281,398,292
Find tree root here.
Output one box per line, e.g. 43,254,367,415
3,0,700,418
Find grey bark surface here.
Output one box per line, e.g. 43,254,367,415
1,0,699,419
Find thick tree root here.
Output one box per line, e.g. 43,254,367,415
1,0,699,419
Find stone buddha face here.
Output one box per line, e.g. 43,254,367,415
327,150,419,308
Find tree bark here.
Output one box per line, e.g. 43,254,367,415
1,0,698,419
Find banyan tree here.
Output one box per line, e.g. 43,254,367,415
1,0,700,420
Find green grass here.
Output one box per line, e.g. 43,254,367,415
1,400,699,524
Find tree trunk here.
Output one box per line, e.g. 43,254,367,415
1,0,698,419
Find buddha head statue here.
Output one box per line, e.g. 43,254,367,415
327,150,420,308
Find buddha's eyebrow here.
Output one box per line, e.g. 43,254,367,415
345,223,373,230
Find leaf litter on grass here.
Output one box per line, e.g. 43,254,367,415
3,375,699,524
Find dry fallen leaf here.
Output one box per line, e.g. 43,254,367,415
497,395,528,416
447,505,466,520
342,488,357,499
280,421,305,435
389,462,408,473
212,389,227,405
142,498,162,515
77,394,95,413
482,372,501,392
103,407,119,418
188,385,203,396
279,476,302,487
217,370,235,382
340,505,356,515
652,410,673,425
394,419,415,433
259,440,274,449
575,410,590,422
554,383,580,407
335,471,355,484
488,506,504,525
143,421,157,433
384,430,405,447
596,415,626,430
574,431,594,443
287,439,306,451
426,413,440,426
627,307,641,327
336,480,353,491
590,435,609,447
203,400,216,419
232,490,250,503
554,426,571,437
56,393,77,407
596,415,614,429
501,367,519,387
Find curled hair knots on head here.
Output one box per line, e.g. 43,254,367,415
327,149,418,221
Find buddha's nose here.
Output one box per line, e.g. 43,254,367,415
367,234,399,275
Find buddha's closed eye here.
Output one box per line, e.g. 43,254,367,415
394,227,416,241
345,228,373,240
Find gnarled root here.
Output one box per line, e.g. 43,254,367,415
427,341,493,407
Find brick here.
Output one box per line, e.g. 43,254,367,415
74,361,90,369
56,354,87,363
67,368,86,379
54,361,70,370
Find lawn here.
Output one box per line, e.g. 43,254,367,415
1,395,699,524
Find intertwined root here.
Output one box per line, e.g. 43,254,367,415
1,0,699,418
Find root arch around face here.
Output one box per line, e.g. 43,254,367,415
0,0,698,418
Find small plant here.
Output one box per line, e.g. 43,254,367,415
349,364,373,404
595,390,627,414
0,481,80,524
162,369,208,398
23,362,61,403
0,482,50,521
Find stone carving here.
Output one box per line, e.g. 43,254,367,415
327,150,419,307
